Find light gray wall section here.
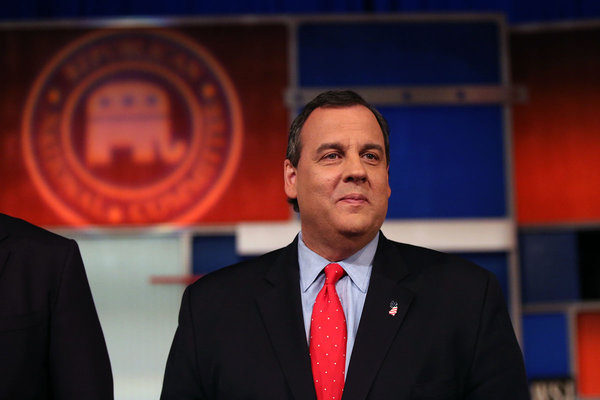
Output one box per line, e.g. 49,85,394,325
72,233,186,400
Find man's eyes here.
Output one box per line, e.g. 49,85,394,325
322,153,340,160
362,152,380,161
320,152,381,161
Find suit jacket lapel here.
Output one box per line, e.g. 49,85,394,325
343,233,415,400
255,237,317,400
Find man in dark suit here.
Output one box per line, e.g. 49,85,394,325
161,90,530,399
0,213,113,399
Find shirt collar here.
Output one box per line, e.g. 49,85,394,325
298,232,378,294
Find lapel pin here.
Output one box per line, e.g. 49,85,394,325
388,300,398,316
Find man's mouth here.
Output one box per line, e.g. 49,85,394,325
338,194,369,204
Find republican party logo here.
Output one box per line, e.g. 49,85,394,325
22,29,242,225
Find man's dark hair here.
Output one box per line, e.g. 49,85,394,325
285,90,390,212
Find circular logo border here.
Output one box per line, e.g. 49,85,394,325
22,28,243,226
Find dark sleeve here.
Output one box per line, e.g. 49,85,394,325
464,273,530,399
161,286,205,400
49,240,114,399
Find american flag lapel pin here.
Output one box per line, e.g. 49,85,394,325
388,300,398,316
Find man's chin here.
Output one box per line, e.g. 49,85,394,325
337,223,377,239
335,214,384,239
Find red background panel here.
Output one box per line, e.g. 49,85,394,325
577,312,600,395
512,29,600,224
0,24,290,227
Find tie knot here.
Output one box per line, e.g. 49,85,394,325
324,263,345,285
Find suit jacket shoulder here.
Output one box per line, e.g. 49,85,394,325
0,213,79,312
343,234,529,400
377,236,491,280
0,213,75,253
0,213,113,400
162,237,316,400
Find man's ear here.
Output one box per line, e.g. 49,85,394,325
283,159,297,199
386,166,391,199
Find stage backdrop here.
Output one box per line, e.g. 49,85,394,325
0,23,290,226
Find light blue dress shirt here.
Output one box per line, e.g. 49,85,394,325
298,231,378,375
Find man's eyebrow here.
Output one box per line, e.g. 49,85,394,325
361,143,384,153
315,143,345,154
314,142,384,155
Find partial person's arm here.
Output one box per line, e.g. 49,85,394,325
49,240,113,399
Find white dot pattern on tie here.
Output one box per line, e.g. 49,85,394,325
309,263,347,400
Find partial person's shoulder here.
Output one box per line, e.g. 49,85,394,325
0,213,74,250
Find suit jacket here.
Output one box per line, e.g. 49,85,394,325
161,233,529,400
0,214,113,400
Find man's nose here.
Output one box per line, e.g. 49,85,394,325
343,154,367,183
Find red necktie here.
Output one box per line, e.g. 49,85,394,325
310,263,347,400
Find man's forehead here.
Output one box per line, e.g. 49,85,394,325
302,105,382,137
302,105,379,131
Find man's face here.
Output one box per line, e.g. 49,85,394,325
284,105,391,251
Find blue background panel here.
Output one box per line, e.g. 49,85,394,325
2,1,600,24
192,235,243,275
519,231,580,303
298,22,500,86
383,105,506,218
458,252,509,303
523,313,571,379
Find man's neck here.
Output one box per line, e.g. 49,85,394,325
300,230,379,262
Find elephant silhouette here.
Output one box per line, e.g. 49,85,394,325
85,80,185,166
